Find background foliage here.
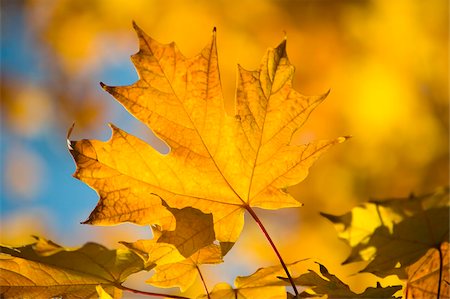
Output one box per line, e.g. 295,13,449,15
1,0,448,297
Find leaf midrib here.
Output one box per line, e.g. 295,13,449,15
140,33,246,206
246,51,286,204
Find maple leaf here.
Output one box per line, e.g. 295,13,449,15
199,261,400,299
197,260,306,299
404,242,449,299
147,244,222,292
321,187,449,278
123,224,222,292
157,200,216,258
119,235,185,269
0,236,147,299
283,262,402,298
69,23,347,248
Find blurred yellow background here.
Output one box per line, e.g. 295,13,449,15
1,0,448,297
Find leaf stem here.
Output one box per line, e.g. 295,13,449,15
118,285,190,298
245,206,299,296
375,204,385,226
437,244,443,299
196,265,211,299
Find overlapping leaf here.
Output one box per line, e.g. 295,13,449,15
123,224,223,292
0,237,147,299
147,244,222,292
404,242,449,299
199,261,400,299
321,187,449,278
69,23,346,248
157,201,216,258
197,260,306,299
96,285,114,299
283,262,401,298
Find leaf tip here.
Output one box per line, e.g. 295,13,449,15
66,122,76,150
131,20,142,32
212,27,217,44
337,136,352,144
99,81,108,90
275,38,287,59
80,217,91,225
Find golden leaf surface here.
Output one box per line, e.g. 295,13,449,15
120,236,184,268
96,285,114,299
405,242,449,299
147,244,222,292
123,227,222,292
70,23,346,246
120,204,217,270
0,237,146,299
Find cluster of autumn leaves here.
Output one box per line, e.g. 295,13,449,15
1,24,448,299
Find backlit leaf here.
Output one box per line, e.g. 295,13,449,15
283,262,401,298
0,237,146,299
96,285,114,299
122,226,222,292
198,260,306,299
147,244,222,292
69,23,346,249
157,200,216,258
404,242,449,299
201,260,400,299
120,231,185,269
322,188,449,278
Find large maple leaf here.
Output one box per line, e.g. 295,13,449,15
69,23,346,248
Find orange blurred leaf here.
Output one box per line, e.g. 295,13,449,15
322,188,449,278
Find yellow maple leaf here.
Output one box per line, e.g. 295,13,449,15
322,187,449,278
405,242,449,299
199,260,401,299
198,260,307,299
123,223,222,292
96,285,114,299
69,23,346,247
147,244,222,292
0,237,146,299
